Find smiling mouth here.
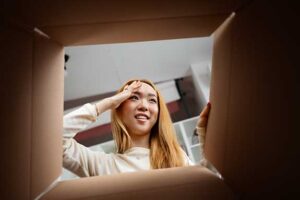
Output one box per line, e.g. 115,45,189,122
135,114,149,120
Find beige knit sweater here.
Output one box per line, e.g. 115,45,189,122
63,103,197,177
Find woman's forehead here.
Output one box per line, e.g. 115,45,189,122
137,82,157,97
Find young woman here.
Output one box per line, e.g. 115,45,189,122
63,79,210,177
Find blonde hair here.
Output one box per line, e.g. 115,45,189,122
111,79,185,169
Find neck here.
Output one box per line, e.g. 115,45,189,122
130,133,150,149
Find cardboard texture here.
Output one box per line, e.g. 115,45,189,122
43,166,234,200
1,0,34,29
0,20,64,199
33,0,238,27
1,0,299,199
33,0,238,46
40,15,229,46
207,0,300,198
1,22,33,200
31,34,64,198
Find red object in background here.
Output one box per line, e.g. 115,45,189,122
166,101,180,113
74,123,112,146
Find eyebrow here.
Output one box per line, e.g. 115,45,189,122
132,91,157,98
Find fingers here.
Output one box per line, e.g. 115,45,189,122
198,102,211,128
111,81,142,109
124,80,142,93
198,118,208,128
110,91,131,109
200,102,211,118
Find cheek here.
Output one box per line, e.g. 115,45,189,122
119,102,136,122
150,106,159,122
120,101,134,113
119,103,129,121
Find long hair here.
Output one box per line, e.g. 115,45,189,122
111,79,185,169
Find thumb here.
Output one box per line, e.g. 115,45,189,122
110,90,131,109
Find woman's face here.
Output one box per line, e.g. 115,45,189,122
119,82,159,137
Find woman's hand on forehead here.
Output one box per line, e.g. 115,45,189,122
124,81,142,92
109,81,142,109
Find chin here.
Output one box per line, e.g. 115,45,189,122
131,128,151,136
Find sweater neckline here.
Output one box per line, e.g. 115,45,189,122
124,147,150,155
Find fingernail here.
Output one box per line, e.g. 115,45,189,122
207,102,211,107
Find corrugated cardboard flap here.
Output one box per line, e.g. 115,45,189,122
43,166,234,200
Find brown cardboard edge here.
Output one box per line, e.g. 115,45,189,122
206,0,300,197
39,15,230,46
0,20,33,200
30,33,64,199
205,11,236,179
33,0,238,27
42,166,234,199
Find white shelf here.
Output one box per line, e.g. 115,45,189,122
190,143,200,148
173,116,203,164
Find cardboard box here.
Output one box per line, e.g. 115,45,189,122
1,0,299,199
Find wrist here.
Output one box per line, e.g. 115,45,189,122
95,98,112,116
95,103,100,116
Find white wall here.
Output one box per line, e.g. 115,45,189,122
191,62,211,108
64,37,213,101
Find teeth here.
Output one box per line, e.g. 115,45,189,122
135,115,148,119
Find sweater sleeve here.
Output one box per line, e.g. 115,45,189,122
63,103,97,139
63,103,103,177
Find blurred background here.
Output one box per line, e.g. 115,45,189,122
62,36,212,179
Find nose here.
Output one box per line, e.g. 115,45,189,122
138,99,148,111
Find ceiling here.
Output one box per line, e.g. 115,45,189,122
64,36,213,102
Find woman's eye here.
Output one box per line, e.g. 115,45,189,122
129,96,139,100
149,99,157,103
